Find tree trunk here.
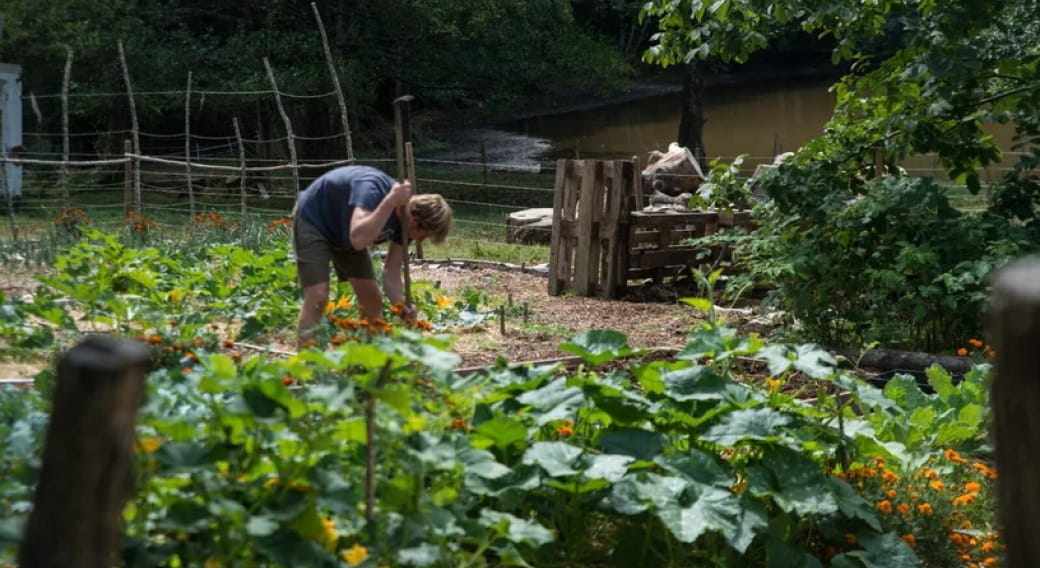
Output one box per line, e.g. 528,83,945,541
678,61,707,171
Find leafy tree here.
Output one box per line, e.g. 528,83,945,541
2,0,632,157
642,0,1040,349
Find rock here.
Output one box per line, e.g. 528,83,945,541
641,142,705,198
506,208,554,245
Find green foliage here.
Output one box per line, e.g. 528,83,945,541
640,0,1040,350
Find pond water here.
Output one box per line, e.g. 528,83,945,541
498,76,1019,179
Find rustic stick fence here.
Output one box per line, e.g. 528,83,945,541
548,158,753,299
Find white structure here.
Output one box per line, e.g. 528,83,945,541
0,63,22,198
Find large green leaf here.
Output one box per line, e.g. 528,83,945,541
746,446,838,516
473,416,530,451
598,428,665,460
480,510,555,547
661,365,732,402
656,449,734,488
581,453,635,482
607,472,688,515
792,344,837,379
522,441,582,477
758,344,793,376
701,408,793,447
459,448,512,480
397,543,441,567
833,532,923,568
558,329,636,365
516,380,586,426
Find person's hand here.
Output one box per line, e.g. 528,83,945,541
388,179,414,208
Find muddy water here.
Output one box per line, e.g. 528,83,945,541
497,76,1019,178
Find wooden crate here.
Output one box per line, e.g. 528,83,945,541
548,159,638,298
628,210,753,284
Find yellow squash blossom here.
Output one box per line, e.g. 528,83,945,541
343,543,369,566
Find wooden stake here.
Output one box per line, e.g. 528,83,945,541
499,305,506,336
311,2,353,162
233,117,247,221
393,95,413,180
117,41,141,213
123,140,132,216
185,71,195,219
404,139,424,259
17,336,150,568
263,57,300,192
989,260,1040,568
61,48,73,209
523,302,529,323
0,98,14,241
365,361,393,539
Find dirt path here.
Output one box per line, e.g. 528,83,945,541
412,264,709,368
1,264,756,378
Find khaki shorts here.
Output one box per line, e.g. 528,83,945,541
293,214,375,286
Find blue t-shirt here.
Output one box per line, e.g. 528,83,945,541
297,166,402,248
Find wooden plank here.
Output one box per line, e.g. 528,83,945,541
632,155,644,211
632,229,700,245
604,160,625,298
630,211,719,228
589,161,609,295
18,337,150,568
548,159,569,295
573,160,600,296
559,160,582,293
615,161,634,296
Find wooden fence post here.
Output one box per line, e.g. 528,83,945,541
0,92,16,242
17,336,150,568
185,71,195,220
233,117,247,221
263,57,300,192
61,48,73,209
311,2,354,162
989,258,1040,568
117,41,142,214
393,95,413,181
123,140,132,217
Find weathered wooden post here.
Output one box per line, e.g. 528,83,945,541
989,258,1040,568
18,336,151,568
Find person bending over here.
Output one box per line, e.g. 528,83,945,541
292,165,452,344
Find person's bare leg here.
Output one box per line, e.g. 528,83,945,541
298,281,330,346
350,277,383,321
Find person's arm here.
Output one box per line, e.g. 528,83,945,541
382,241,406,307
348,180,412,250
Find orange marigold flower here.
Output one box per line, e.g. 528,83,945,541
901,534,916,548
897,503,911,516
925,468,939,480
556,425,574,437
845,533,857,545
451,418,467,430
930,480,945,492
148,334,163,344
910,492,920,502
968,338,984,347
862,467,878,478
282,376,294,386
957,347,969,356
877,500,893,514
965,481,981,493
918,503,933,515
945,448,968,464
887,489,898,498
883,471,899,483
417,320,433,331
953,493,977,506
981,541,996,553
330,335,346,346
223,339,235,348
986,348,996,358
983,558,997,566
972,462,998,479
230,353,242,363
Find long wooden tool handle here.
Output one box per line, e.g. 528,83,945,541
400,141,416,307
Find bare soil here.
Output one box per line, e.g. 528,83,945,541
1,264,777,378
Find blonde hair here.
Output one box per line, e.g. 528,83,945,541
409,194,453,244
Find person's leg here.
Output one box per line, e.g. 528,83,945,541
349,277,383,321
294,215,333,346
298,280,329,342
